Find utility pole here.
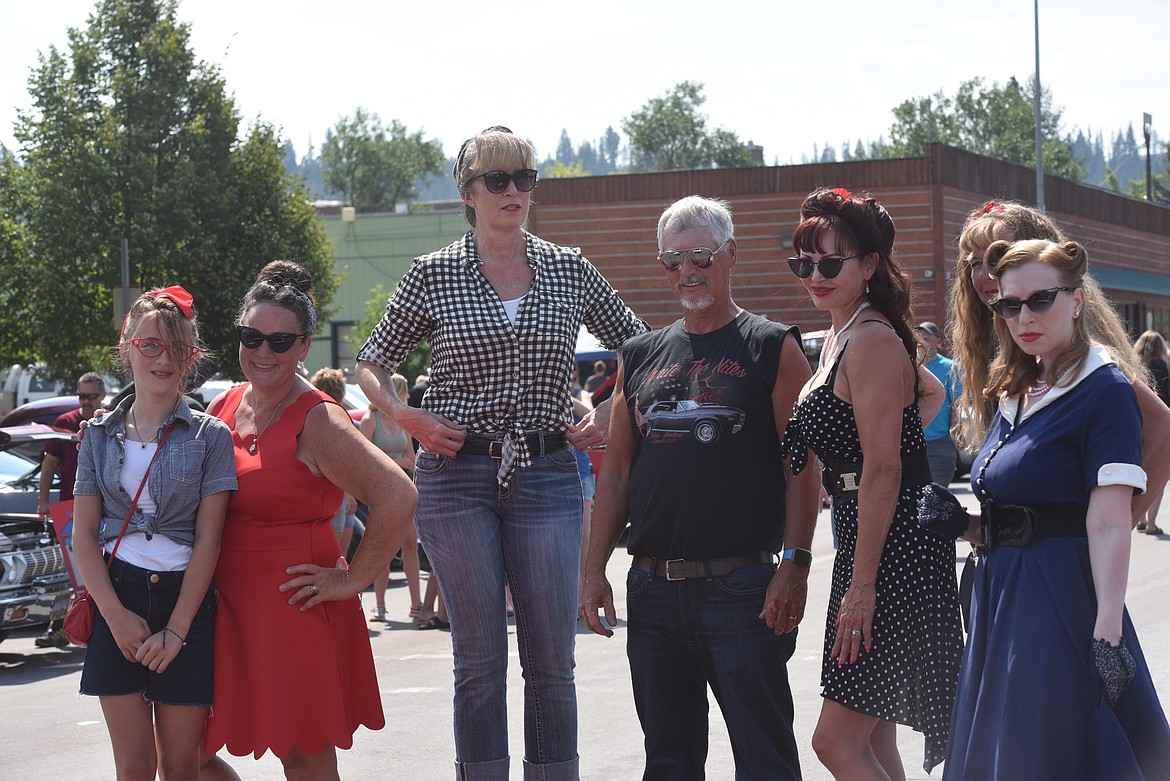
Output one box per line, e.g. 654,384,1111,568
1034,0,1045,209
1144,113,1154,201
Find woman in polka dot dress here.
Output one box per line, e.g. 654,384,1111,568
781,188,964,778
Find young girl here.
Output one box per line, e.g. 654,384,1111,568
72,286,236,781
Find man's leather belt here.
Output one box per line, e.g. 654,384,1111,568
979,502,1088,552
460,432,568,459
631,552,774,581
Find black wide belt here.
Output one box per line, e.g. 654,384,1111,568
979,502,1088,552
822,453,933,501
460,432,568,459
631,552,774,581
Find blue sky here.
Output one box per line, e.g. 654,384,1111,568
1,0,1166,166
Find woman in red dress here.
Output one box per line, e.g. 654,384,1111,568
201,261,417,780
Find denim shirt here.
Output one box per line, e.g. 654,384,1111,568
74,395,238,547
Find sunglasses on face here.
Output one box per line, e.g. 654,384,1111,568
78,392,103,402
128,337,200,361
787,254,862,279
988,287,1076,319
471,168,538,194
658,240,730,272
236,325,308,353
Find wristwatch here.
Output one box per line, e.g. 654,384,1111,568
781,548,812,568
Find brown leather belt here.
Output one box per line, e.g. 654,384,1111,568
460,432,568,459
630,552,774,581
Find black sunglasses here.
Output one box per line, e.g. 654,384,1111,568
471,169,538,194
236,325,308,353
78,392,103,402
787,254,863,279
658,240,730,272
988,287,1076,319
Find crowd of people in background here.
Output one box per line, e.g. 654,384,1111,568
37,123,1170,781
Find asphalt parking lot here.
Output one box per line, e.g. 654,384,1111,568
3,484,1170,780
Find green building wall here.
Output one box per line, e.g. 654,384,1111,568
304,208,468,376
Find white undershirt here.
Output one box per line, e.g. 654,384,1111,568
501,294,525,325
105,443,190,571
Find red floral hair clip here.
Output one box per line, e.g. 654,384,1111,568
965,200,1005,226
830,187,852,199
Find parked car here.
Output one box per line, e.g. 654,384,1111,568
0,424,76,646
637,399,746,444
0,364,64,416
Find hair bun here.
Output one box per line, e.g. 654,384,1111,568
258,260,314,296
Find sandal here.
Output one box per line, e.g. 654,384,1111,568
418,615,450,631
1138,522,1147,531
1147,526,1164,535
409,603,423,620
369,605,387,622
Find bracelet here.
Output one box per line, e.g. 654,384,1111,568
343,567,355,596
163,626,187,647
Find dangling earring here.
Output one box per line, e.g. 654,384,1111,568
865,278,870,295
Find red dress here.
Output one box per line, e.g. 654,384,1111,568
204,385,384,758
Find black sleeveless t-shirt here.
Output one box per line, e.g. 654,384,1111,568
621,311,798,559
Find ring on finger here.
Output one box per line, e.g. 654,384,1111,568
850,628,861,636
310,583,320,595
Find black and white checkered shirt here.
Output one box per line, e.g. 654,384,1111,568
357,230,647,485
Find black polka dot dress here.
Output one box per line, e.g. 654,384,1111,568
783,349,964,773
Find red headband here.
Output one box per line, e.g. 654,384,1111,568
147,285,194,318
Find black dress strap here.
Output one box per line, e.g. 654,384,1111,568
827,319,900,393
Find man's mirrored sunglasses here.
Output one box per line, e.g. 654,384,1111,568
658,240,730,272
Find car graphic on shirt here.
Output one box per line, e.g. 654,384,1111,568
637,400,746,444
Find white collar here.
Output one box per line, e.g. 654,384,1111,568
998,343,1115,427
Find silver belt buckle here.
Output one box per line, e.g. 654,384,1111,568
664,558,686,581
839,472,860,492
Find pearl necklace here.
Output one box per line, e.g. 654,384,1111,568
822,301,871,367
1026,378,1050,398
247,387,297,455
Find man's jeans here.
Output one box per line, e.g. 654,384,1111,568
626,563,802,781
414,446,582,781
926,436,959,486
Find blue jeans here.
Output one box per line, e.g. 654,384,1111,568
626,563,801,781
414,445,583,781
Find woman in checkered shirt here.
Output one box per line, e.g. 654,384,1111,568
356,126,645,781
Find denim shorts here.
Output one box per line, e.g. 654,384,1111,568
580,472,596,502
79,557,216,706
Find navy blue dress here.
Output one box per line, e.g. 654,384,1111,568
944,358,1170,780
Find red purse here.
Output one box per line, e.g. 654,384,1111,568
64,422,176,646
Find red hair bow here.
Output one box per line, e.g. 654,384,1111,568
147,285,194,318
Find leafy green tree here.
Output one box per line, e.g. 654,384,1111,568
5,0,336,380
320,109,444,213
622,81,760,172
0,151,35,367
544,160,588,178
601,127,621,171
883,77,1082,180
351,284,430,384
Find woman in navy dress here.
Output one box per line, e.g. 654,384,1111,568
944,238,1170,780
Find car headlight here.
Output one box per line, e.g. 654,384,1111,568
0,552,26,586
